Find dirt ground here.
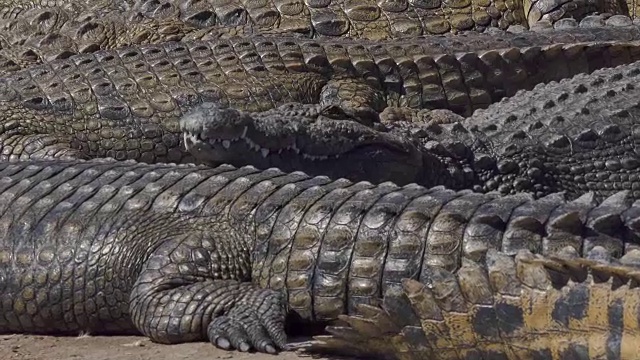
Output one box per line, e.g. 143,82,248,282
1,334,345,360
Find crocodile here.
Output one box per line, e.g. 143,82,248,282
68,0,640,39
3,28,640,165
0,1,633,75
181,58,640,200
0,0,623,52
1,158,640,358
303,245,640,359
1,0,638,40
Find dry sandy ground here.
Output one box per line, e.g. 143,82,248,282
1,334,348,360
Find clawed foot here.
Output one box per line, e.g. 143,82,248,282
208,289,288,354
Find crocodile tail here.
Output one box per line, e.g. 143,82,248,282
303,246,640,360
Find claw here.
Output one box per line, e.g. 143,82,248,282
207,288,287,354
238,341,250,352
264,344,277,354
215,337,231,350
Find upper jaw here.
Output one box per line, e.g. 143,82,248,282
183,126,342,166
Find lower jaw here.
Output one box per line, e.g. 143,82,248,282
189,140,349,180
194,140,337,172
190,139,423,186
200,143,418,185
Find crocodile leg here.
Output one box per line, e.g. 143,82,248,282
304,246,640,359
129,236,288,352
0,159,292,353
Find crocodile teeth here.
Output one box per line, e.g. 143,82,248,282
222,140,231,149
183,132,198,151
183,132,190,151
261,148,269,158
302,153,329,161
240,126,247,139
244,137,259,151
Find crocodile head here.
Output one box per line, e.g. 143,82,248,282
180,102,430,186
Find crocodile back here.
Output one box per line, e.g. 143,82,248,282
247,175,640,322
466,60,640,198
0,159,245,333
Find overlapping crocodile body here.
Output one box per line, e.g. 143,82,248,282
3,28,639,164
304,246,640,359
0,2,637,76
182,59,640,199
0,0,622,58
1,159,640,358
0,0,635,33
124,0,617,38
4,1,640,359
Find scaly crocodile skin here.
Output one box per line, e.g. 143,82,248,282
2,28,640,164
182,58,640,200
0,0,633,45
0,159,639,357
0,0,130,19
126,0,631,38
304,245,640,359
0,7,204,74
